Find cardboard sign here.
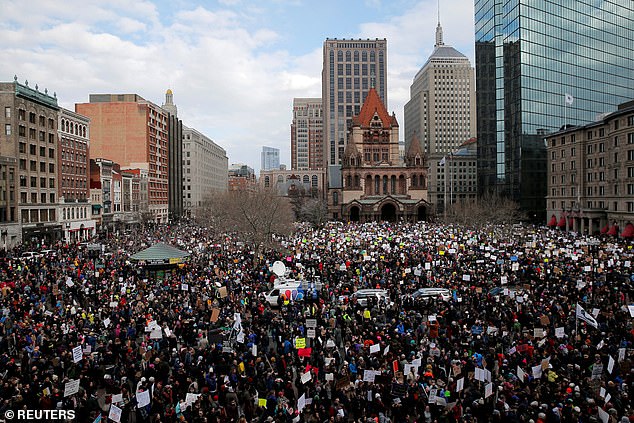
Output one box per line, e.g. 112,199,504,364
136,390,150,408
72,345,83,363
210,308,220,322
336,376,350,390
108,404,123,423
64,379,80,397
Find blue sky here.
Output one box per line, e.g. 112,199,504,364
0,0,475,173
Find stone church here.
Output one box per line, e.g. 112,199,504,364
332,87,430,222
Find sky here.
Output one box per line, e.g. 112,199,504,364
0,0,475,173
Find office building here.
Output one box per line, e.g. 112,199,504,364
260,168,326,197
291,99,324,171
546,100,634,237
0,77,61,246
58,108,95,242
322,38,387,168
334,87,429,221
475,0,634,221
404,21,476,213
228,163,256,192
437,138,478,210
76,94,170,223
261,146,280,172
162,89,183,221
182,126,228,217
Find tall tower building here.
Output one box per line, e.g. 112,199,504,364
76,94,170,223
404,20,476,213
291,98,323,171
161,88,177,117
162,89,183,221
261,146,280,171
475,0,634,221
322,38,387,169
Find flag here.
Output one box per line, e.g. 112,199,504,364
439,156,446,166
565,93,574,106
576,304,598,329
93,415,102,423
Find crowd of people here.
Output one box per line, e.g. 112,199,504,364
0,220,632,423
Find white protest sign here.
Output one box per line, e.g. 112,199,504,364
104,318,111,328
112,394,123,404
325,373,334,381
297,393,306,413
72,345,83,363
456,377,464,392
136,390,150,408
185,393,201,408
108,404,123,423
363,370,377,383
555,327,565,338
517,367,525,383
64,379,80,397
475,368,484,382
485,382,493,398
369,344,380,354
598,407,609,423
300,371,312,384
608,356,615,374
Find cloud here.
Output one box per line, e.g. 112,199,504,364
0,0,476,172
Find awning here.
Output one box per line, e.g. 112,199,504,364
607,225,618,236
547,216,557,227
621,223,634,238
92,204,102,209
600,224,609,234
557,217,566,227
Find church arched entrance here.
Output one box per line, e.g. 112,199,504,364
380,203,397,222
350,206,360,222
417,206,427,222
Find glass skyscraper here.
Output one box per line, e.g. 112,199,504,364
475,0,634,220
261,146,280,172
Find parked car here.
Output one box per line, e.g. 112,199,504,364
21,251,42,259
403,288,452,306
340,289,390,307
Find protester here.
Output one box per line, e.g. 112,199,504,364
0,220,632,423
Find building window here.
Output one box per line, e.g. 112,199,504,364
4,107,10,118
4,124,10,136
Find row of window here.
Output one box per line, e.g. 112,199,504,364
62,207,88,220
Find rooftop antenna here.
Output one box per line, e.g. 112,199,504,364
435,0,444,47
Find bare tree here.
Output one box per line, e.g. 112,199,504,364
196,187,294,251
299,197,329,228
443,192,524,228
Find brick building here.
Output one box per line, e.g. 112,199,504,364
76,94,169,223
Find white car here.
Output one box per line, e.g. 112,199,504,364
407,288,452,302
340,289,390,307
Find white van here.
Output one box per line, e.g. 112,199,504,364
264,283,304,307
